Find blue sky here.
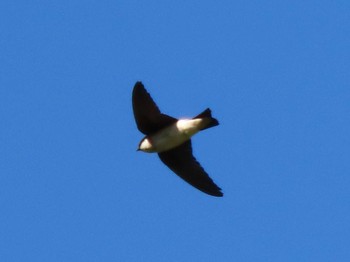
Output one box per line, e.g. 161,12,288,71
1,0,349,261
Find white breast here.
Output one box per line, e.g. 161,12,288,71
139,119,204,153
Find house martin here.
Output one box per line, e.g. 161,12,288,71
132,81,223,197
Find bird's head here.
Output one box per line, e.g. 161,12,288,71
138,137,154,152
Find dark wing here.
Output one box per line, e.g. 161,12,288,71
132,82,177,135
158,140,223,197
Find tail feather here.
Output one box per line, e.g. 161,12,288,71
193,108,219,131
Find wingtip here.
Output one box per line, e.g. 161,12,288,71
207,189,224,197
134,81,144,87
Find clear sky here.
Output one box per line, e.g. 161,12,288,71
1,1,349,261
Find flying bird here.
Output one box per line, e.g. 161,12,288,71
132,81,223,197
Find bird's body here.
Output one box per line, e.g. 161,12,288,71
139,118,208,153
132,81,223,197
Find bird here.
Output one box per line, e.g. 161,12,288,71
132,81,223,197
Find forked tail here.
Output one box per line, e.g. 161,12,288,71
193,108,219,131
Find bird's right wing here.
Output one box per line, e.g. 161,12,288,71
132,82,177,135
158,140,223,197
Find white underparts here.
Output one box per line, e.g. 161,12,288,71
139,118,208,153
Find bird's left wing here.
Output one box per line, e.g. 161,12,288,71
132,82,177,135
158,141,223,197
